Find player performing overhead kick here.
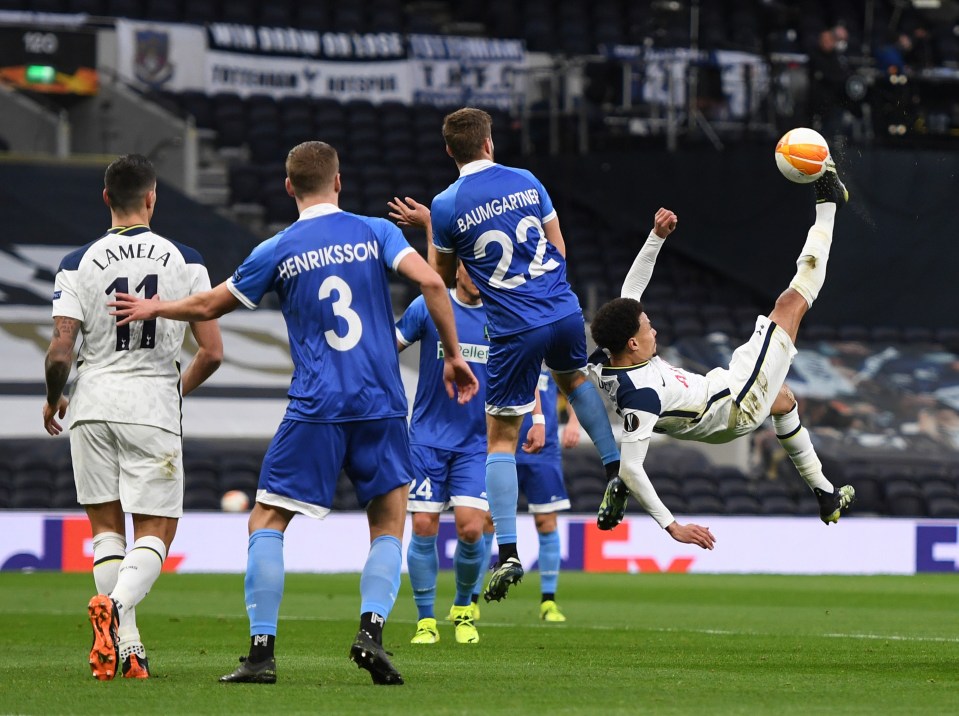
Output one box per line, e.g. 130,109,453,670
590,159,856,548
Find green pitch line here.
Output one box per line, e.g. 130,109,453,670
0,572,956,715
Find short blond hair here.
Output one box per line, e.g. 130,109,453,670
285,141,339,197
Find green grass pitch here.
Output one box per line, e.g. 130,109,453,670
1,571,957,714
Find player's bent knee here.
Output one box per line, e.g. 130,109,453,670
768,289,808,342
770,385,797,415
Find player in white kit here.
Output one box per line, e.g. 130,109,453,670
590,160,855,548
43,154,223,679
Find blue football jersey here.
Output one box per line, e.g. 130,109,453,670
227,204,414,422
431,160,582,338
516,369,561,464
396,291,488,452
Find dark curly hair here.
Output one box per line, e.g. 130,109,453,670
590,297,644,354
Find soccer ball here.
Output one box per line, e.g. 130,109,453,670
774,127,830,184
220,489,250,513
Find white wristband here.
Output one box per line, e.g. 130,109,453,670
531,414,546,425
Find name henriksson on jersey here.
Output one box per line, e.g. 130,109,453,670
276,240,379,280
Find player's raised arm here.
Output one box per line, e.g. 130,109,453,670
396,251,478,404
181,318,223,397
621,207,678,301
110,281,240,325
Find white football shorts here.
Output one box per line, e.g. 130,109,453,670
725,315,797,435
70,421,184,518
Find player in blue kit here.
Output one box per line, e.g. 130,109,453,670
471,370,580,621
395,260,490,645
110,142,479,686
426,108,622,602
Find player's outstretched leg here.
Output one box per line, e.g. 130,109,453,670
349,630,404,685
772,394,855,525
597,476,630,530
483,556,524,602
815,485,856,524
814,157,848,207
87,594,120,680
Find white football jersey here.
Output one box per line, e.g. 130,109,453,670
594,356,735,444
51,225,211,435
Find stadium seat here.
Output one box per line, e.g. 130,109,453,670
144,0,178,21
220,0,256,24
685,494,725,515
903,327,934,344
682,473,720,499
68,0,106,12
753,479,794,500
759,495,799,515
182,0,216,23
884,480,925,517
229,165,261,205
296,1,329,30
106,0,143,18
724,494,762,515
927,497,959,518
259,0,294,27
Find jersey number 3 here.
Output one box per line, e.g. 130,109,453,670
318,275,362,351
105,275,157,351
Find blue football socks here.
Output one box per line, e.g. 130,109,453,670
406,533,438,620
473,532,494,599
538,530,561,596
245,529,285,637
453,538,485,607
486,453,519,551
567,381,620,465
360,535,402,619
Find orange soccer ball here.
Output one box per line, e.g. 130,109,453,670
775,127,830,184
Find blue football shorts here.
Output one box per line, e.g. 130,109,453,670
408,444,488,513
485,310,587,416
516,450,571,513
257,417,413,518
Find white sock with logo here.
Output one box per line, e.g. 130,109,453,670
789,203,836,308
111,536,167,618
773,403,834,493
92,532,141,648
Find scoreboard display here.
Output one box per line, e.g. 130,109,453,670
0,26,98,95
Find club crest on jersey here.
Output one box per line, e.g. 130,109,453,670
624,413,640,432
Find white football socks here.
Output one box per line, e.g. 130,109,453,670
773,403,834,494
111,535,167,619
92,532,124,595
789,203,836,308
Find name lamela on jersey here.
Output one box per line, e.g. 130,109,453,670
277,240,379,280
436,342,488,363
456,189,542,234
91,242,172,270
